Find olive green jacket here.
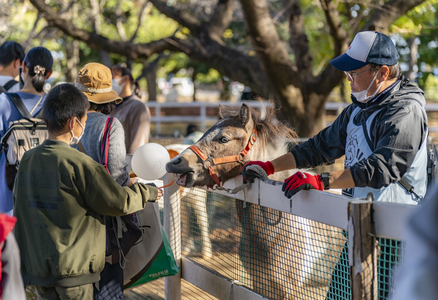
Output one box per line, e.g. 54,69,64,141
13,140,158,287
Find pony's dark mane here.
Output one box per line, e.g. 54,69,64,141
219,103,298,147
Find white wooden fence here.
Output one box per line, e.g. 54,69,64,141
161,176,415,300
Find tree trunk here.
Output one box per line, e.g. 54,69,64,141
406,37,417,82
286,91,327,138
145,61,158,101
191,70,198,101
64,38,79,83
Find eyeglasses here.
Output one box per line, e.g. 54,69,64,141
344,69,369,82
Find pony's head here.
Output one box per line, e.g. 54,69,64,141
166,103,297,188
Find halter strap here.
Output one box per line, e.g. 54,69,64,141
188,128,257,187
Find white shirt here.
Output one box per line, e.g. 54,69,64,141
0,75,20,93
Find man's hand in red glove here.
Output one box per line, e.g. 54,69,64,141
282,172,323,198
241,161,275,183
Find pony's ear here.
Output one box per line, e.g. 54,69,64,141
218,105,224,119
239,103,252,128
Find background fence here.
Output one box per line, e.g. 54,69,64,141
146,101,438,136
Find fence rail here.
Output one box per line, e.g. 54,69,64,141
146,101,438,134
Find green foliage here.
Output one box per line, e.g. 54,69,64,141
4,0,438,95
422,72,438,101
390,0,438,92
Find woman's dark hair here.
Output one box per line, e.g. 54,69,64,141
113,65,141,98
369,63,401,80
42,84,90,133
24,46,53,93
89,102,116,115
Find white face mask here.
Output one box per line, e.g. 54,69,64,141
70,119,85,145
112,78,124,96
351,71,383,103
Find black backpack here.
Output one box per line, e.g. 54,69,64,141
0,80,18,94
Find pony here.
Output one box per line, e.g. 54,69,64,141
166,103,343,299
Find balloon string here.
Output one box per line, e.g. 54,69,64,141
158,180,175,189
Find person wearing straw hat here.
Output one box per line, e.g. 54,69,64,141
73,62,129,187
74,62,159,300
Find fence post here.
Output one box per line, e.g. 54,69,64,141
163,173,181,300
348,199,377,300
200,105,206,132
156,105,161,136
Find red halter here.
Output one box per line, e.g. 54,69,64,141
188,128,257,187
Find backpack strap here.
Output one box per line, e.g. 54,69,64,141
78,141,87,154
361,115,423,201
29,96,43,115
6,93,32,119
100,117,114,175
3,80,18,91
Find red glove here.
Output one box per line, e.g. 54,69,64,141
282,172,323,198
241,161,275,183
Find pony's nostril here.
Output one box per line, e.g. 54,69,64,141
171,157,182,165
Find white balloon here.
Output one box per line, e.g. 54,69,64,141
131,143,170,180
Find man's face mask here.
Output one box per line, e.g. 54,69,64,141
112,78,124,96
70,118,85,146
351,70,383,103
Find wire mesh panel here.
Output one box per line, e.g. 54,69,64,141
180,188,350,300
377,238,405,300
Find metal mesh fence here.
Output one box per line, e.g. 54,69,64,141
377,238,405,300
177,188,407,300
180,188,348,299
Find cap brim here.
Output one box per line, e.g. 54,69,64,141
330,53,368,72
82,89,123,104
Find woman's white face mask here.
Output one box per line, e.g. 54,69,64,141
112,78,124,96
70,118,85,145
351,70,383,103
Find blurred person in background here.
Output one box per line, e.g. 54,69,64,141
111,65,151,155
182,124,204,145
389,184,438,300
0,41,25,93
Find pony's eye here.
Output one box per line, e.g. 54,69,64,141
219,136,229,143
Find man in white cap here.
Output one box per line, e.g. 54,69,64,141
241,31,428,298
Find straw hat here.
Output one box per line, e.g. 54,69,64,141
74,63,122,104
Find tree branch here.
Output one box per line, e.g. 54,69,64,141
363,0,427,33
206,0,235,43
314,0,349,97
115,0,128,41
29,0,173,60
30,0,269,96
320,0,348,57
286,0,313,78
239,0,300,102
23,12,42,50
149,0,202,36
89,0,102,34
130,0,150,42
